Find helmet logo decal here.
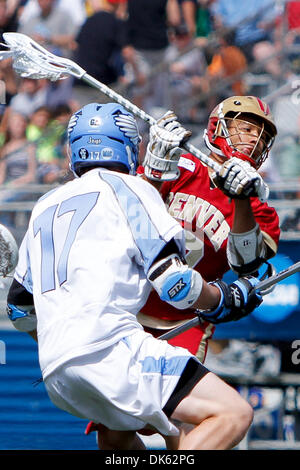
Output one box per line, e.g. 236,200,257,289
101,148,114,160
89,117,102,127
114,113,141,146
79,148,89,160
88,137,101,145
256,97,270,115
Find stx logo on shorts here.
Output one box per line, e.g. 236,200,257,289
168,278,186,299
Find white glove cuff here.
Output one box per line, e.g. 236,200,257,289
255,178,269,203
144,144,180,181
227,223,266,275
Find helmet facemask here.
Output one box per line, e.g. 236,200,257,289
221,114,275,168
204,96,277,169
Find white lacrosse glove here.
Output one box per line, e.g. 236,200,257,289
212,157,269,203
143,111,192,181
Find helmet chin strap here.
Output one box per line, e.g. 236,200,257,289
203,130,225,157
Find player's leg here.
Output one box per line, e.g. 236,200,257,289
168,370,253,450
86,334,252,451
97,427,146,450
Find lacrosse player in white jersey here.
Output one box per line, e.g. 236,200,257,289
6,102,262,450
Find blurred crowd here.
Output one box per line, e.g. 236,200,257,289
0,0,299,232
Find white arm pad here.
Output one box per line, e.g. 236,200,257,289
147,253,203,309
227,223,267,275
144,143,182,181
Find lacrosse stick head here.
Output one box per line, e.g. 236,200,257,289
0,224,18,277
1,32,85,82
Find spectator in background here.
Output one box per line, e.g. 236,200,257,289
18,0,87,29
9,77,48,117
123,0,181,114
0,0,19,45
0,56,17,106
26,105,70,183
85,0,127,19
72,0,130,108
178,0,197,38
26,105,50,142
0,110,36,188
172,31,247,116
37,103,72,183
179,0,216,45
211,0,279,63
45,78,75,111
26,105,52,175
0,0,20,105
0,110,36,226
18,0,78,58
195,0,215,41
17,0,78,110
258,1,300,78
205,31,247,99
166,24,208,120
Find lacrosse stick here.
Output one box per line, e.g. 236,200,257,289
0,33,221,173
0,224,18,277
159,260,300,341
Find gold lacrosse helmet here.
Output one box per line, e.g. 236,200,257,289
204,96,277,169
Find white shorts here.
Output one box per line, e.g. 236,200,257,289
44,329,206,436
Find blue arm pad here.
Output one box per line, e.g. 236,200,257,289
7,303,37,332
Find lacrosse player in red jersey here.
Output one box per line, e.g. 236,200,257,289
138,95,280,359
85,95,280,449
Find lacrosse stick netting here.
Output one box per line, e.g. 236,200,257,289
0,224,18,277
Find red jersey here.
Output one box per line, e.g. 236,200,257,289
139,154,280,324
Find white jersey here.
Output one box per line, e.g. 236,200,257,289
15,168,185,378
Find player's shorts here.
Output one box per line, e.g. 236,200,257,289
142,321,215,363
44,329,208,437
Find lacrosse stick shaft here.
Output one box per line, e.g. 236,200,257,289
82,73,221,172
158,260,300,341
158,317,199,340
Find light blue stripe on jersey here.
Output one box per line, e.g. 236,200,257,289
101,172,171,273
140,356,190,376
